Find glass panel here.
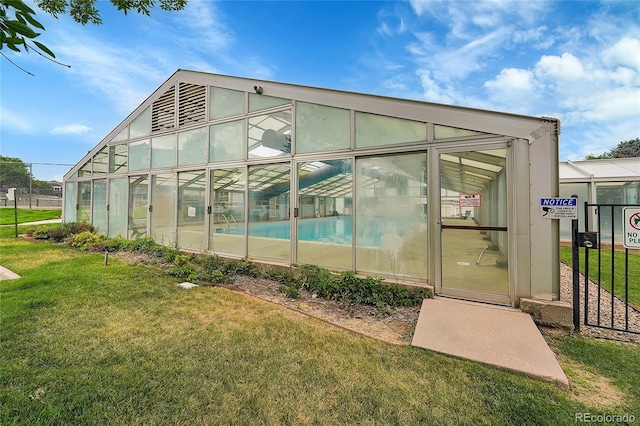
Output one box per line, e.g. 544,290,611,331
248,111,291,159
440,148,508,297
77,181,92,222
178,171,206,250
151,134,176,169
248,164,290,261
296,102,350,153
355,154,428,279
297,159,353,270
178,127,207,167
128,139,150,171
64,181,77,222
128,176,148,239
248,93,290,112
210,87,244,120
109,145,128,174
210,168,246,256
130,107,151,138
78,160,91,177
108,178,128,237
355,112,426,148
434,125,487,140
151,173,176,246
595,181,638,242
111,127,128,143
93,147,108,175
92,179,107,233
210,120,245,162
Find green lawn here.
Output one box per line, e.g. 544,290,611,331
0,208,61,225
561,246,640,308
0,223,60,238
2,239,639,424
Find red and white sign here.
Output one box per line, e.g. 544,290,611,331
459,194,481,208
623,208,640,249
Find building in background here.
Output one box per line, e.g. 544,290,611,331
559,158,640,242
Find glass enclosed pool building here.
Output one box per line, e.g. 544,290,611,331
63,70,561,306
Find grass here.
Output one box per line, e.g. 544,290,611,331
560,246,640,308
0,208,61,225
1,239,639,424
0,223,60,239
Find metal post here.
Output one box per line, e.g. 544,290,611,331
571,194,580,332
29,163,33,209
14,194,18,238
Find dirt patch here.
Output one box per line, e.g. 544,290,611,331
112,252,422,345
560,357,626,408
217,275,421,346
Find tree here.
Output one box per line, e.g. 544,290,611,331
0,156,53,189
0,156,31,188
585,138,640,159
1,0,186,69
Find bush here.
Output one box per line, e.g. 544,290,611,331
296,264,428,308
28,221,96,242
68,231,109,251
30,226,52,240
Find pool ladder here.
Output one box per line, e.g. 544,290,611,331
222,214,238,231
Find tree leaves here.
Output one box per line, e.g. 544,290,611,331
1,0,187,64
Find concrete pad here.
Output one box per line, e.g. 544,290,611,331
412,297,568,387
0,266,21,281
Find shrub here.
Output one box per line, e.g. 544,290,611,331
199,269,231,284
296,264,428,308
168,266,196,279
280,284,300,299
68,231,109,251
235,257,259,277
31,226,52,240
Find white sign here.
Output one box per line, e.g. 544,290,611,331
539,197,578,219
6,188,16,202
459,194,481,208
623,207,640,249
187,206,196,218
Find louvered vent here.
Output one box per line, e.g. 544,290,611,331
151,85,176,133
178,83,206,127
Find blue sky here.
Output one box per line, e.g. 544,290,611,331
1,0,639,181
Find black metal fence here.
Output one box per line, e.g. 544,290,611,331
572,202,640,334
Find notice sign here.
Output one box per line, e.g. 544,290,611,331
623,207,640,249
459,194,481,208
539,197,578,219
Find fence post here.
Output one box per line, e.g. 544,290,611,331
571,194,580,332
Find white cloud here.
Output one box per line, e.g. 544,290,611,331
51,33,169,115
173,1,232,53
535,53,584,81
417,70,454,104
0,108,32,133
602,37,640,72
485,68,535,91
50,124,92,135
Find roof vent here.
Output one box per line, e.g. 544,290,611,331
151,85,176,133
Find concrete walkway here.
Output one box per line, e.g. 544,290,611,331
412,297,569,387
0,266,21,280
0,218,62,227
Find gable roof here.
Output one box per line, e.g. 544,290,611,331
64,69,557,180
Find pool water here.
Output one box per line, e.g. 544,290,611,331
221,216,424,247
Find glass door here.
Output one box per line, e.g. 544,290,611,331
438,147,510,304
